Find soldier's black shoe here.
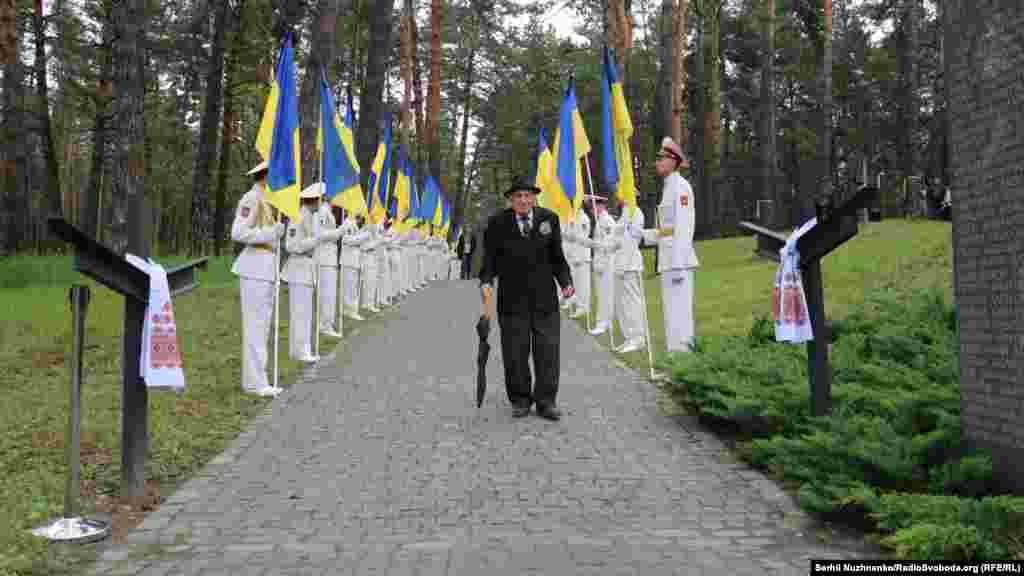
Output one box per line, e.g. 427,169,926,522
511,401,531,418
536,404,561,421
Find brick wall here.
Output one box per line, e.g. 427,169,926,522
947,0,1024,492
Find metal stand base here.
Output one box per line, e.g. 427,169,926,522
31,517,110,544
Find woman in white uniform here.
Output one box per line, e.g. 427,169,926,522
313,189,346,338
643,137,699,352
588,195,616,336
340,213,367,320
613,203,646,353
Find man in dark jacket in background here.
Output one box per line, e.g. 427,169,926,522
479,177,574,420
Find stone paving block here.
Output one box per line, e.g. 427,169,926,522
88,281,876,575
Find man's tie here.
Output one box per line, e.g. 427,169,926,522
519,216,531,237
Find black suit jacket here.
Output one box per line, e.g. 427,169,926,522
480,207,573,316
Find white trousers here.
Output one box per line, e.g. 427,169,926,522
405,252,415,291
661,269,694,352
571,261,592,312
343,266,360,314
362,262,377,308
418,254,427,284
377,253,390,305
449,259,459,280
390,253,403,298
615,271,645,345
240,278,274,392
288,283,313,359
593,264,614,328
318,266,339,333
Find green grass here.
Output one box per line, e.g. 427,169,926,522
579,218,1023,560
0,254,387,576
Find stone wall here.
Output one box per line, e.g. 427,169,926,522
946,0,1024,492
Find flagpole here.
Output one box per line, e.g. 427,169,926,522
273,208,282,389
336,207,344,338
583,155,599,334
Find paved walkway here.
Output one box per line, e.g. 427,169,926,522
91,279,872,575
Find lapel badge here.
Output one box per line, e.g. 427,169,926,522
539,221,551,236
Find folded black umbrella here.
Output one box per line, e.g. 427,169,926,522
475,315,491,408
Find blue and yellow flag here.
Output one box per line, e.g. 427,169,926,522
534,128,565,221
368,113,393,224
331,87,367,216
601,47,637,213
550,76,591,222
419,174,439,232
317,67,362,212
254,34,301,221
404,164,421,231
392,147,411,223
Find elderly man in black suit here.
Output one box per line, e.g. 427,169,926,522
480,177,575,420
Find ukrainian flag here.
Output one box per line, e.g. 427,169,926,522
550,76,591,222
601,46,636,213
367,113,393,224
403,164,421,232
333,87,367,217
392,147,411,223
317,67,363,215
534,128,565,221
254,34,301,221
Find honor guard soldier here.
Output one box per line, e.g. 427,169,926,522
613,202,647,353
341,213,367,320
312,188,346,338
566,205,593,319
283,184,323,363
360,220,381,313
231,160,286,397
387,223,404,301
643,137,699,352
588,195,616,336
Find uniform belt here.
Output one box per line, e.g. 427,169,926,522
252,243,274,252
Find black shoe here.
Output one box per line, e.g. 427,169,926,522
511,401,532,418
536,404,562,421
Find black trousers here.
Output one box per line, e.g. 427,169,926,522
499,309,560,408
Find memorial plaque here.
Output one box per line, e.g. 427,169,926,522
947,0,1024,492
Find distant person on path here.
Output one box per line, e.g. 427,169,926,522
480,177,574,420
589,194,616,336
643,137,699,352
230,159,285,397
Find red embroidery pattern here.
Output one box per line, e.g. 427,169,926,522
151,301,183,369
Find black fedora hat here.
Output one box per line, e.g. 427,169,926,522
504,176,542,197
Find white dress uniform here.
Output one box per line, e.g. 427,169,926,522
340,216,367,320
613,206,646,351
590,206,617,335
416,233,428,287
644,171,699,352
388,228,404,300
230,181,285,395
448,245,460,280
567,209,593,318
361,223,380,312
403,230,417,292
314,202,345,336
374,223,389,307
283,203,320,361
559,227,572,309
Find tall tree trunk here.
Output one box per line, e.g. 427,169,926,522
108,0,147,257
300,0,339,188
399,0,415,140
412,7,426,175
701,0,721,234
190,0,229,256
672,0,688,147
355,2,393,192
816,0,833,219
427,0,441,183
651,0,673,223
898,0,917,215
453,43,475,241
33,0,60,220
761,0,781,227
1,0,25,253
214,0,245,257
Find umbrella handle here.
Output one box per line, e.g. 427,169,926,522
480,285,494,320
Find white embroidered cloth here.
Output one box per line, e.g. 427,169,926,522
773,218,817,343
126,254,186,393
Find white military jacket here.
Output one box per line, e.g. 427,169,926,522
283,205,319,285
340,217,366,269
567,209,592,264
230,183,278,282
314,203,345,266
614,206,645,273
647,172,699,274
592,210,617,271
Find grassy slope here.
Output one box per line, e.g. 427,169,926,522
0,255,387,575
